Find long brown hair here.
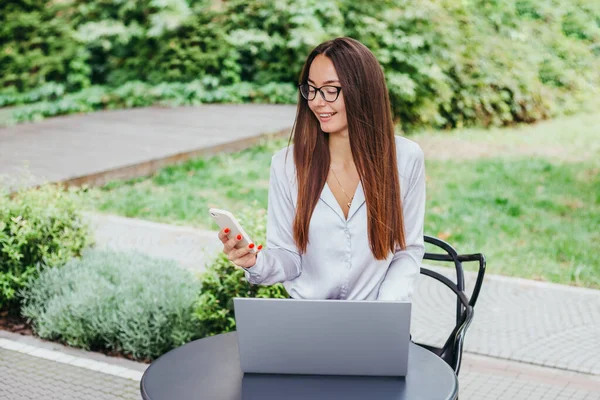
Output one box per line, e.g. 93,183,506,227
291,37,406,260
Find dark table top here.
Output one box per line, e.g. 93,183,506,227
141,332,458,400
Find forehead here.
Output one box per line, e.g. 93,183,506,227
308,55,339,85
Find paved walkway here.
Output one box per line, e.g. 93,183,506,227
0,330,144,400
1,105,599,399
0,104,296,188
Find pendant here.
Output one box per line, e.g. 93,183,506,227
347,202,352,209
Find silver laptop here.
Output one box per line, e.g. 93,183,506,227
233,297,411,376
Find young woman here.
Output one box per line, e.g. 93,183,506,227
218,37,426,301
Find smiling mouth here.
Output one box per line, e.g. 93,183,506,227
318,112,337,119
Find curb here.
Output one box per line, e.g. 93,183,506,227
0,330,147,381
62,128,290,189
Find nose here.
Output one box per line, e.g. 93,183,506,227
311,90,327,107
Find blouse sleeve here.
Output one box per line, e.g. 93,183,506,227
244,153,302,285
377,147,426,301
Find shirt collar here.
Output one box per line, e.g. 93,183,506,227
320,181,366,222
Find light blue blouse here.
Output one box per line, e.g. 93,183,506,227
244,136,426,301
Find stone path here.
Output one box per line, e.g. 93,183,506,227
459,353,600,400
0,329,145,400
88,213,221,271
0,349,140,400
0,104,296,188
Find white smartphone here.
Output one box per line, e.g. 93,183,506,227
209,208,257,253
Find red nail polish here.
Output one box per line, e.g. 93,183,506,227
257,245,263,250
236,234,242,240
224,228,230,234
249,243,255,249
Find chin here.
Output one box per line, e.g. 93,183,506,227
322,126,347,136
320,123,340,133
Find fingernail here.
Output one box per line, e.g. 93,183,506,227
224,228,230,234
236,234,242,240
248,243,255,249
257,245,263,250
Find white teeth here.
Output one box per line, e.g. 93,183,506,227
320,113,335,117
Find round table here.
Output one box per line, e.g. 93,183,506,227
141,332,458,400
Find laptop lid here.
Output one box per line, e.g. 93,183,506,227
233,297,411,376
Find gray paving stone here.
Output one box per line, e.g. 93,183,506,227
0,104,297,189
88,213,222,273
0,349,140,400
410,267,600,376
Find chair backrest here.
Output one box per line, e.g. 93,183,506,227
417,235,486,375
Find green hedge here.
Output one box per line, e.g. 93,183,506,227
21,249,203,361
0,184,92,314
9,80,296,124
0,0,90,92
1,0,599,130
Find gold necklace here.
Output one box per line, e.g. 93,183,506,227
330,167,354,209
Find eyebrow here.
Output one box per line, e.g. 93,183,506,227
308,78,340,85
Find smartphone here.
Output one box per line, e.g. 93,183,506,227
209,208,257,253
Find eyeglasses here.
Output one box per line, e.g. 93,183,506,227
298,83,342,102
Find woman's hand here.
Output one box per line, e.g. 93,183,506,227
218,228,263,269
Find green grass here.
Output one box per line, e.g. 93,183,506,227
86,136,289,230
412,111,600,163
424,158,599,287
86,114,600,288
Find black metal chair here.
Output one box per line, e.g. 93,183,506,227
414,235,486,376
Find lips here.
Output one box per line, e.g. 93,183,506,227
317,112,337,122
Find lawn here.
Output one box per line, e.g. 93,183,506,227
85,112,600,288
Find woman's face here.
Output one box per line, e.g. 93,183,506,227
307,55,348,137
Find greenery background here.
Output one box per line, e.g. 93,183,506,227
1,0,599,129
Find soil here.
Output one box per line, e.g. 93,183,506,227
0,310,151,364
0,310,33,336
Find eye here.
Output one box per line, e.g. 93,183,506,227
325,88,338,95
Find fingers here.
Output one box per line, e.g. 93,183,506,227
218,228,231,243
224,234,242,253
218,228,263,268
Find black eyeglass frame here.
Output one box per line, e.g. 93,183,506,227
298,83,343,102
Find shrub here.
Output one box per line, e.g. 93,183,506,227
194,205,288,337
2,0,599,130
0,184,92,314
21,249,202,361
0,1,91,92
8,80,296,124
144,8,237,86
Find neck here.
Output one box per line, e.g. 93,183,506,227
328,129,353,167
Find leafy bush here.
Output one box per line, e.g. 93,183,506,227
2,0,599,130
222,0,344,85
21,249,202,361
143,8,237,86
194,205,288,337
0,1,91,92
9,80,296,124
0,184,92,314
0,83,66,107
